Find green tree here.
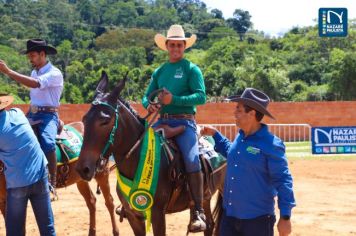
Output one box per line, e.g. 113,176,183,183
102,2,138,27
226,9,252,41
329,49,356,100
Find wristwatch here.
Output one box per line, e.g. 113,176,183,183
281,215,290,220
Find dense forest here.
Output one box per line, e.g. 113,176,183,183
0,0,355,104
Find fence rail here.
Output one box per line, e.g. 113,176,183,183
200,123,311,142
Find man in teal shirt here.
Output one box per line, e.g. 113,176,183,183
142,24,207,232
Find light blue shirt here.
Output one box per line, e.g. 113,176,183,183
0,108,47,189
213,124,296,219
30,62,63,107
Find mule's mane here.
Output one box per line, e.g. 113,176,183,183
118,96,145,124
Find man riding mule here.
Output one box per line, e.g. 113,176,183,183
0,39,64,198
142,24,207,233
76,71,226,236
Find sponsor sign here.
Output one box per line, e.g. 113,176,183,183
312,126,356,154
319,8,348,37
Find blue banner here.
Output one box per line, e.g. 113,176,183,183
312,126,356,154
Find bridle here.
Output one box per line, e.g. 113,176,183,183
91,99,120,172
90,89,164,172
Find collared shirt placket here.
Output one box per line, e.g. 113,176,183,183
226,136,246,210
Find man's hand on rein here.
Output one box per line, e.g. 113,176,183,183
147,104,161,113
158,88,172,105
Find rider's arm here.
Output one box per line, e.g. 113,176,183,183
0,60,39,88
5,69,40,88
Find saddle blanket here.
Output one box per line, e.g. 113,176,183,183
199,136,226,171
55,125,83,165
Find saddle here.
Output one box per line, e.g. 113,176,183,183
55,125,83,187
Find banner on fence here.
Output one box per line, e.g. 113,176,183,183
311,126,356,154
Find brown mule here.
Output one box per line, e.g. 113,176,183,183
76,71,226,236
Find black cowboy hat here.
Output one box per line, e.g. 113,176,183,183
225,88,275,119
23,38,57,55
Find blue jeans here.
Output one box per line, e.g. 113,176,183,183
27,112,59,154
6,177,56,236
219,211,275,236
154,118,201,173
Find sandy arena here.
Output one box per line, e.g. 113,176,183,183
0,159,355,236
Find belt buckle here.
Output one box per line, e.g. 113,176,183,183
30,106,38,113
162,113,169,119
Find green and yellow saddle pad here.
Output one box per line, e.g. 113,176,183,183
55,125,83,165
116,124,161,232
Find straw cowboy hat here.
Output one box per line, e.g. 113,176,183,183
225,88,275,119
23,38,57,55
0,94,14,110
154,24,197,51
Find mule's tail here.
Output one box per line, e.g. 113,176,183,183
212,192,223,236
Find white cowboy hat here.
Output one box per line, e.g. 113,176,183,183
154,24,197,51
0,94,14,110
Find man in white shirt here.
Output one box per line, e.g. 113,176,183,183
0,39,63,199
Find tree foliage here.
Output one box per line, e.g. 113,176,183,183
0,0,355,104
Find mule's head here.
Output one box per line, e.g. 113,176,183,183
76,71,127,181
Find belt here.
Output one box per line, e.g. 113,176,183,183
160,113,195,120
30,106,58,113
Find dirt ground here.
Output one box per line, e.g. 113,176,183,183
0,159,356,236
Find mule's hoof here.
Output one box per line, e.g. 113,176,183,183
88,228,96,236
188,211,207,233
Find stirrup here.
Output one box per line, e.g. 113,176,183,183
188,210,206,233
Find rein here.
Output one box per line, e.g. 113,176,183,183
91,99,120,172
124,89,164,159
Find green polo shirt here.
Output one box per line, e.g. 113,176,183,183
142,58,206,115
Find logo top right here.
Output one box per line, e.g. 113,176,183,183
319,8,348,37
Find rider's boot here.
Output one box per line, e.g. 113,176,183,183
47,150,58,201
187,171,207,232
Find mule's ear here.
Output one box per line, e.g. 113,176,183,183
95,71,109,94
109,72,129,100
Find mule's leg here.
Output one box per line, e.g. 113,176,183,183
0,174,6,218
76,180,97,236
95,171,119,236
116,187,146,236
125,211,146,236
203,200,214,236
151,208,166,236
